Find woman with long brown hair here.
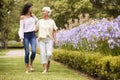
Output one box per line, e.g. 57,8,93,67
18,2,38,73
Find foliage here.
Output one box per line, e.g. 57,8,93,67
50,0,93,28
53,49,120,80
0,0,19,48
0,0,4,32
56,16,120,55
90,0,120,17
7,40,23,48
0,0,120,49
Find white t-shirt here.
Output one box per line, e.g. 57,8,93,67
36,19,58,39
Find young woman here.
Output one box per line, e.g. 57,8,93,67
36,7,58,73
18,2,38,73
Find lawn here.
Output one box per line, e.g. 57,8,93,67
0,49,9,56
0,56,88,80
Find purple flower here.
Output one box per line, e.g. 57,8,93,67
56,15,120,50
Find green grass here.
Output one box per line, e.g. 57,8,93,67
0,56,88,80
0,49,9,56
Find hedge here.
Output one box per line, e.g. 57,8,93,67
53,49,120,80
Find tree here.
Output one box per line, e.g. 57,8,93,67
0,0,17,49
49,0,93,28
90,0,120,18
0,0,5,32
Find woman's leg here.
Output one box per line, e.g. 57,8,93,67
23,37,30,73
39,40,47,73
46,38,54,71
29,36,36,70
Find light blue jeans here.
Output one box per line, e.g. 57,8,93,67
23,31,36,64
39,38,54,64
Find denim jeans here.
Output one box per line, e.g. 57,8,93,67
23,31,36,64
39,38,54,64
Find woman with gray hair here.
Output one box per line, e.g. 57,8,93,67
36,7,58,73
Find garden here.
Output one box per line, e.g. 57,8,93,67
0,0,120,80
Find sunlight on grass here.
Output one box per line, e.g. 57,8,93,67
0,49,9,56
0,56,88,80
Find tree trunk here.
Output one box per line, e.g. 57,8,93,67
4,41,7,49
3,40,8,49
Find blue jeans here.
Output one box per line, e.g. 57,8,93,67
23,31,36,64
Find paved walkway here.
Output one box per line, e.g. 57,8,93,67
0,49,25,58
0,49,39,58
5,49,25,57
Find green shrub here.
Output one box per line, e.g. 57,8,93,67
53,49,120,80
7,41,23,48
98,56,120,80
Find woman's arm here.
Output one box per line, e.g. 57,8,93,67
18,16,25,44
53,30,56,41
52,20,58,46
35,20,39,32
53,30,57,46
32,14,38,24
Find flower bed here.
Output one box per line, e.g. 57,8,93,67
53,49,120,80
56,16,120,55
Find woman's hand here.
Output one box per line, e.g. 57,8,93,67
20,39,23,44
54,40,58,46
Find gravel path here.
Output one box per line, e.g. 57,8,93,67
1,49,38,58
5,49,25,57
0,49,25,58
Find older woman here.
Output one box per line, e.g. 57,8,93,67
36,7,58,73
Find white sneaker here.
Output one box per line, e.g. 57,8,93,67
30,67,34,72
42,70,47,74
25,70,29,74
29,65,34,72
